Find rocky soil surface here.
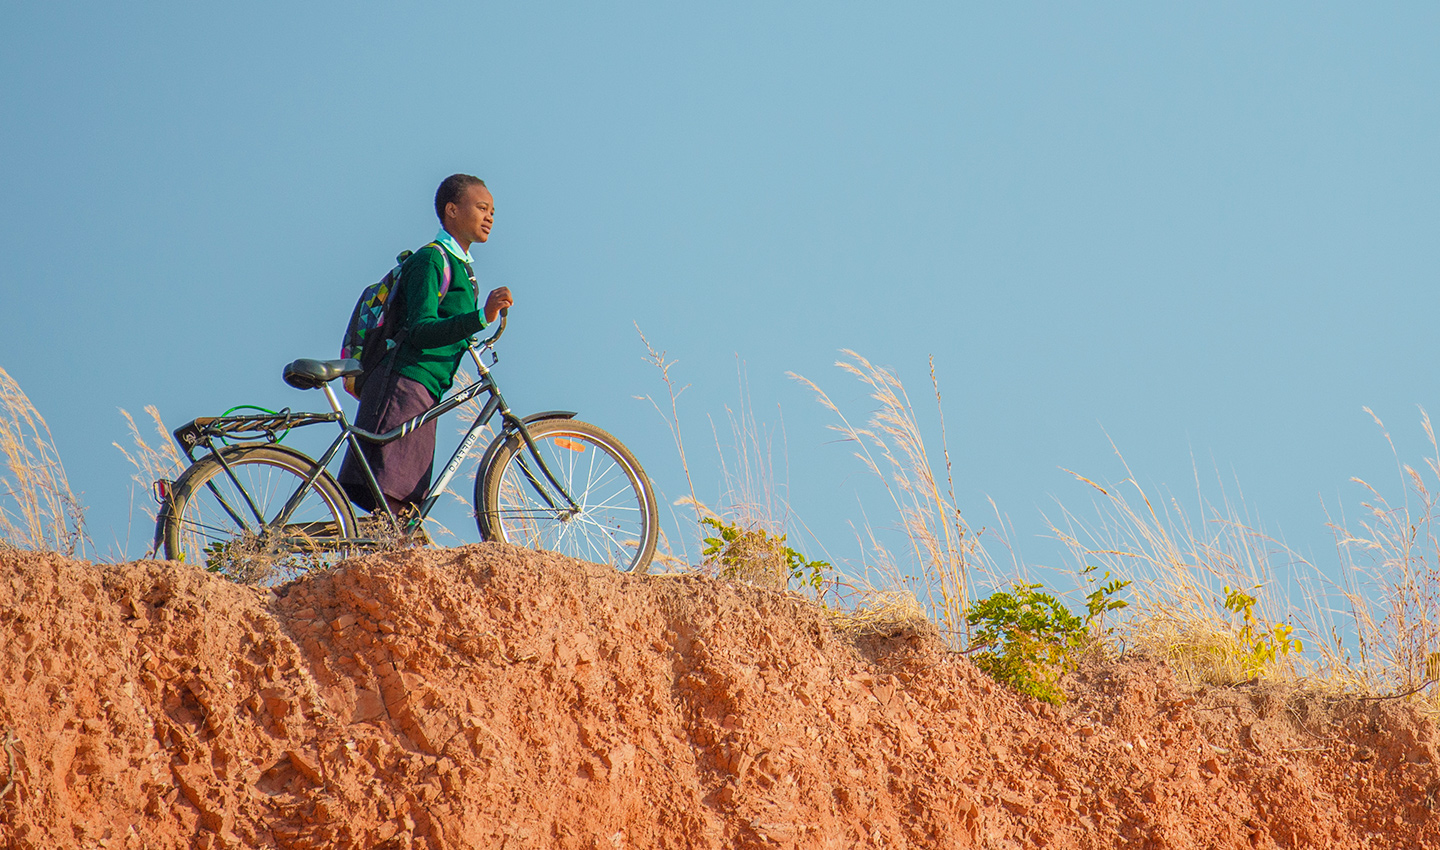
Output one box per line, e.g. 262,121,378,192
0,544,1436,849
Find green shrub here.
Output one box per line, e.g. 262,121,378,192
967,567,1130,705
701,516,829,591
1222,584,1302,677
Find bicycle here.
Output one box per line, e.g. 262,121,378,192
152,310,659,582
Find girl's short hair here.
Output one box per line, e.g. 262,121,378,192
435,174,488,221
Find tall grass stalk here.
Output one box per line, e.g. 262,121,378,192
1325,408,1440,704
114,406,186,525
708,360,789,535
635,327,702,522
0,367,86,556
635,326,713,568
791,351,996,643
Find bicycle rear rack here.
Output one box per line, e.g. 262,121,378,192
173,411,341,459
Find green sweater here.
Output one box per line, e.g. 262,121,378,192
391,244,487,399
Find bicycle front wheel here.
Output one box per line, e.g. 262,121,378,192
477,419,658,573
163,444,357,584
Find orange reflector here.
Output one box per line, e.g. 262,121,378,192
554,438,586,452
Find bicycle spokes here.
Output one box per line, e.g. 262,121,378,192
487,424,651,571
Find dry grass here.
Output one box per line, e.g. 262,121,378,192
0,366,86,556
635,326,701,526
708,363,790,536
1133,614,1291,687
696,363,831,593
1046,448,1319,686
1323,408,1440,707
637,328,831,593
763,351,1440,706
635,326,716,571
114,406,186,524
791,351,998,644
826,589,933,640
196,527,353,585
777,351,1439,705
789,352,1342,690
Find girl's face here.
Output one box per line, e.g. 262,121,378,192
446,185,495,245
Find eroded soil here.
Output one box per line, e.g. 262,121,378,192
0,544,1435,848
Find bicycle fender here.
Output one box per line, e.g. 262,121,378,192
474,410,577,539
174,443,327,485
476,410,578,485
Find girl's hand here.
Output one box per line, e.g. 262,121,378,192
484,287,513,323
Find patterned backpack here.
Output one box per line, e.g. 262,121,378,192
340,243,452,398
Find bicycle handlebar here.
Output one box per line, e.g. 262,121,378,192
467,308,509,370
476,307,508,348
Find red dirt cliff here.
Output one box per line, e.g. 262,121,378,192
0,544,1436,848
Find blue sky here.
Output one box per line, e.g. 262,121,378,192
3,3,1439,594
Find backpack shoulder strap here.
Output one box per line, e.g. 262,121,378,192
426,242,454,298
387,243,452,353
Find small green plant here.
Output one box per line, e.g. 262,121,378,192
1082,564,1132,639
201,535,280,582
701,516,829,591
967,570,1131,705
1223,584,1303,677
967,583,1084,705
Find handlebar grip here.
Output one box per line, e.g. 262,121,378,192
471,306,508,350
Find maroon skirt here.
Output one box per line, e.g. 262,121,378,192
338,369,438,513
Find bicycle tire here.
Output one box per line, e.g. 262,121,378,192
163,444,358,584
477,419,658,573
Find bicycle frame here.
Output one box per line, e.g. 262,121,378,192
323,340,583,531
161,313,582,549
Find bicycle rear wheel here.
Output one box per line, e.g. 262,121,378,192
477,419,658,573
163,444,357,584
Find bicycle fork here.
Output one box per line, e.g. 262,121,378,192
417,392,582,526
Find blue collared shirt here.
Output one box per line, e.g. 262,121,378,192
434,229,474,264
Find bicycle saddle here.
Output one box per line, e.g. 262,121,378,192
283,358,362,390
